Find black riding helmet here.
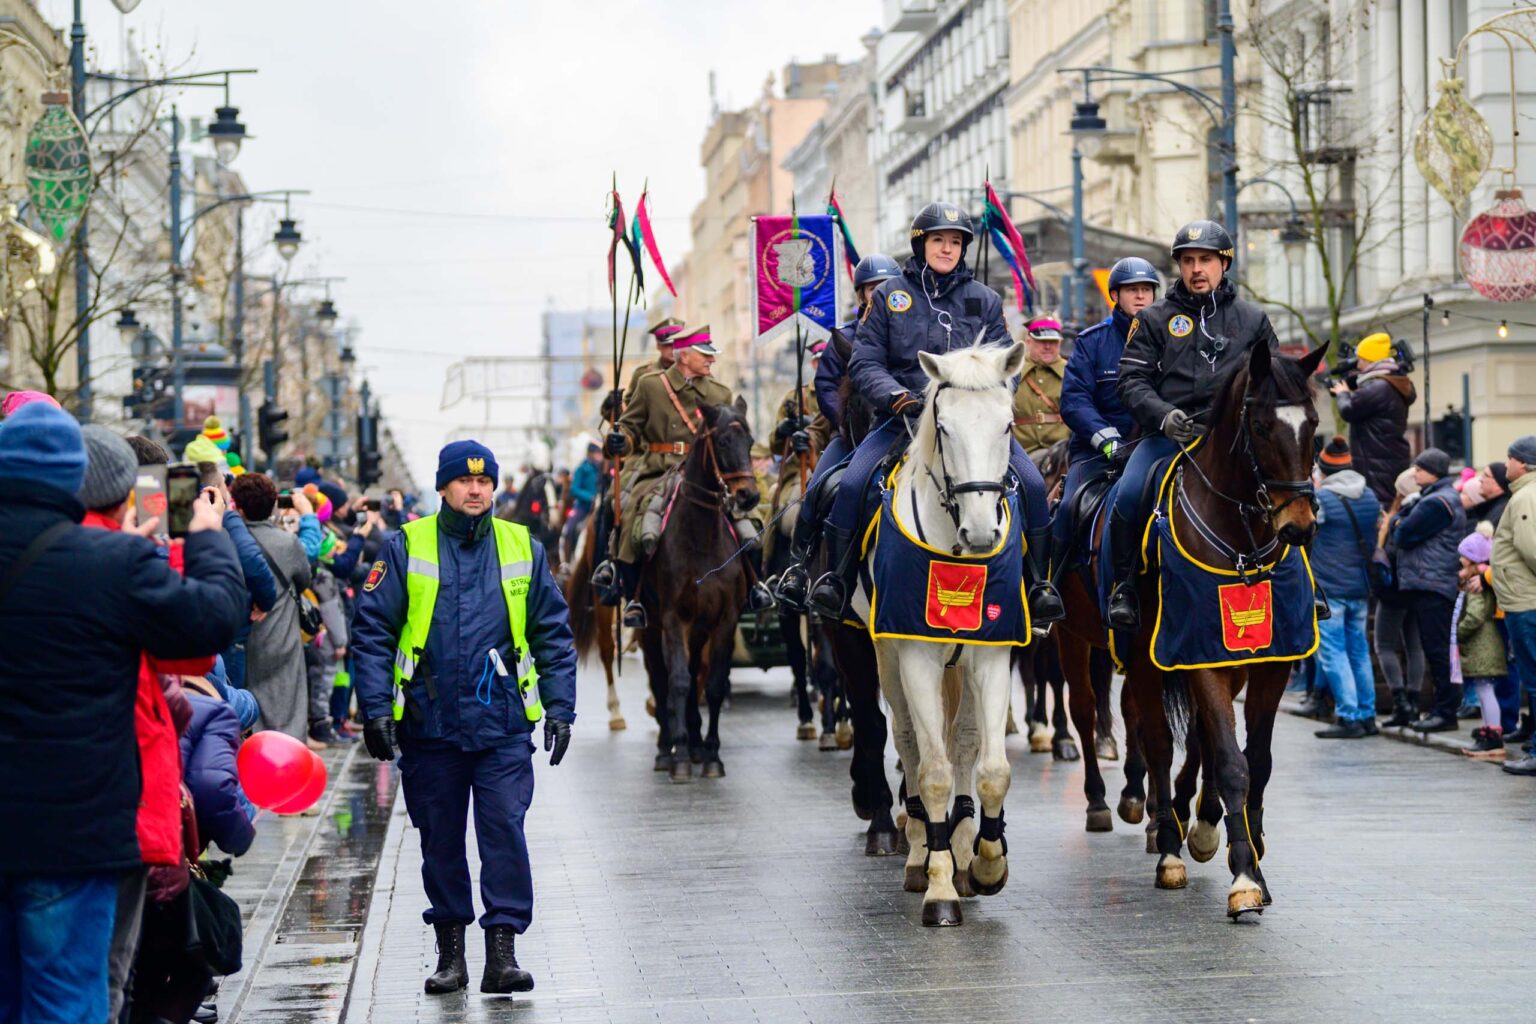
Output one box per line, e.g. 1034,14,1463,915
1170,219,1235,266
909,201,975,263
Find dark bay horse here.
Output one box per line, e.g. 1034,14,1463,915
503,469,562,569
1118,340,1325,918
638,398,760,781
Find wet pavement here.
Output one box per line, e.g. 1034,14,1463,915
230,658,1536,1023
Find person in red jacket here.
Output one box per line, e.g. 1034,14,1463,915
78,425,216,1024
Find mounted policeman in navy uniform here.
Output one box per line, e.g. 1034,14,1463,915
1104,220,1281,630
353,439,577,996
801,201,1063,625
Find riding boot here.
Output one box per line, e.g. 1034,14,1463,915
774,540,814,612
1024,526,1064,625
619,560,646,629
744,547,776,611
1105,510,1142,632
807,524,856,620
591,558,619,604
480,925,534,994
423,923,468,994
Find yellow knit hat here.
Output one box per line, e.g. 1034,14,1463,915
1355,332,1392,363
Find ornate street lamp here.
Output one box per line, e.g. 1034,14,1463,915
317,298,338,322
273,217,302,262
1069,99,1107,160
24,92,94,242
1280,218,1309,270
115,307,141,349
207,104,247,165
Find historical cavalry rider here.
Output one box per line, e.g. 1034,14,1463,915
592,326,773,627
1104,220,1281,631
774,252,902,610
770,341,831,500
352,439,577,996
1011,314,1070,454
802,200,1064,625
1051,257,1160,559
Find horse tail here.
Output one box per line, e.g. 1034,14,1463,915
565,521,598,664
1162,670,1193,748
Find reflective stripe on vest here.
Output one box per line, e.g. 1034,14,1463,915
391,515,543,723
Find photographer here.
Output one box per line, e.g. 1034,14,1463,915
1330,332,1417,505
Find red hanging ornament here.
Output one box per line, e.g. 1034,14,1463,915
580,367,604,391
1460,188,1536,302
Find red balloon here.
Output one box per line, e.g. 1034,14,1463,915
237,731,315,810
269,752,328,815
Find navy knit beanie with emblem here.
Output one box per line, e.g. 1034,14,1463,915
436,439,499,491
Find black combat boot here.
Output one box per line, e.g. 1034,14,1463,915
1384,692,1416,729
773,554,812,612
807,524,855,620
481,925,534,994
1104,511,1141,631
1024,526,1064,624
424,922,469,994
619,561,646,628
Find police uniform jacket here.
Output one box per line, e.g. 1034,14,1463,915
1118,277,1279,435
815,322,854,429
352,507,577,751
1010,356,1068,453
849,258,1009,415
1060,307,1139,463
614,362,735,486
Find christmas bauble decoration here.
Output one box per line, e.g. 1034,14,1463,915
1460,189,1536,302
24,95,94,242
581,367,604,391
1415,77,1493,216
0,203,56,318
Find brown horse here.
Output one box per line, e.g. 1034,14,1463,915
1115,340,1325,918
637,398,760,781
564,511,626,731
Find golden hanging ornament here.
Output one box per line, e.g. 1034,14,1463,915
0,204,56,319
1414,76,1493,216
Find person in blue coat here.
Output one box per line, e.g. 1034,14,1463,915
804,202,1063,624
1052,257,1160,558
352,439,576,997
179,678,256,856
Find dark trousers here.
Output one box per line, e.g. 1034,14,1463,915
790,434,854,552
398,734,536,932
1406,589,1457,718
1110,435,1180,526
825,417,1048,534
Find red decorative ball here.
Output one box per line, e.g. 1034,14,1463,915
581,367,604,391
268,752,328,815
236,731,316,810
1459,189,1536,302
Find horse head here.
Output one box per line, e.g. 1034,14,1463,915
1228,339,1329,546
698,396,760,516
911,340,1027,554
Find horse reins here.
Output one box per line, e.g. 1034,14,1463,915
678,421,753,511
913,382,1010,553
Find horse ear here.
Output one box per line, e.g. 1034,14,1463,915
831,327,853,363
998,340,1027,379
918,350,944,383
1248,338,1273,383
699,402,721,427
733,395,749,419
1297,339,1331,377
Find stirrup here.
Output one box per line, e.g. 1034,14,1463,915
622,600,647,629
1106,583,1139,631
748,581,776,611
591,560,617,588
1028,582,1065,624
774,562,811,612
807,573,847,619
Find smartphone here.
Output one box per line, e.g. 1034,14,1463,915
277,493,295,510
365,497,382,512
166,464,202,538
134,464,169,534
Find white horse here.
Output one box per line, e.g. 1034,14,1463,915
851,340,1028,927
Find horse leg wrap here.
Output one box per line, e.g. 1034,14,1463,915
1248,807,1265,861
948,795,975,831
1156,808,1184,855
1223,809,1257,874
923,819,951,864
904,795,928,824
975,811,1007,856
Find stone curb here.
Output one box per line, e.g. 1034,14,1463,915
339,773,410,1024
1278,693,1495,759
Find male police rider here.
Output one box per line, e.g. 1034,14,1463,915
353,439,577,995
804,201,1063,624
1104,220,1280,630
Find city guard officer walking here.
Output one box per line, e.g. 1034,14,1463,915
353,439,577,995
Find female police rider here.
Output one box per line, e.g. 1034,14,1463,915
804,201,1063,625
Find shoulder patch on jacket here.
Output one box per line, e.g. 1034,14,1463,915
887,290,913,313
364,560,387,592
1169,314,1194,338
1126,317,1140,343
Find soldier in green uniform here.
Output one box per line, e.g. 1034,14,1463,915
592,327,772,626
1011,314,1070,455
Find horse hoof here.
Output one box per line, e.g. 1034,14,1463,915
652,753,671,772
921,899,963,927
953,867,975,899
796,722,817,741
903,865,927,893
701,760,725,779
670,761,692,783
609,717,627,732
1187,821,1220,864
1226,883,1265,919
1053,739,1081,762
1028,731,1052,754
835,721,854,749
1156,856,1188,890
644,695,656,718
1085,807,1114,833
1117,796,1145,825
818,731,838,751
1096,735,1120,761
968,858,1008,897
865,831,899,857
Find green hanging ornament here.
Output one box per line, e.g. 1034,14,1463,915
1414,75,1493,216
24,92,94,242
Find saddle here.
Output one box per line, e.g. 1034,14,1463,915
1054,471,1113,574
1094,452,1179,611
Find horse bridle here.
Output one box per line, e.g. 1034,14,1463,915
680,420,755,509
922,382,1010,536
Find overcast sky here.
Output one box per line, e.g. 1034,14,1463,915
44,0,881,486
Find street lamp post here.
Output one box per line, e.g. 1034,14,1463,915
1068,100,1106,328
70,0,89,421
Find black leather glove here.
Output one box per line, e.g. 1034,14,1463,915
774,418,796,440
363,717,396,762
1161,409,1195,444
544,718,571,766
791,430,811,454
604,431,627,457
891,392,922,419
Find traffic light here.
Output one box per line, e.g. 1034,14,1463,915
356,409,382,487
258,400,289,461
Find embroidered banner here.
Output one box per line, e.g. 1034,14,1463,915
749,214,842,345
1149,514,1318,671
868,488,1031,647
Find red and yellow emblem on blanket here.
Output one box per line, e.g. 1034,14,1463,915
1218,580,1273,653
925,561,988,633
